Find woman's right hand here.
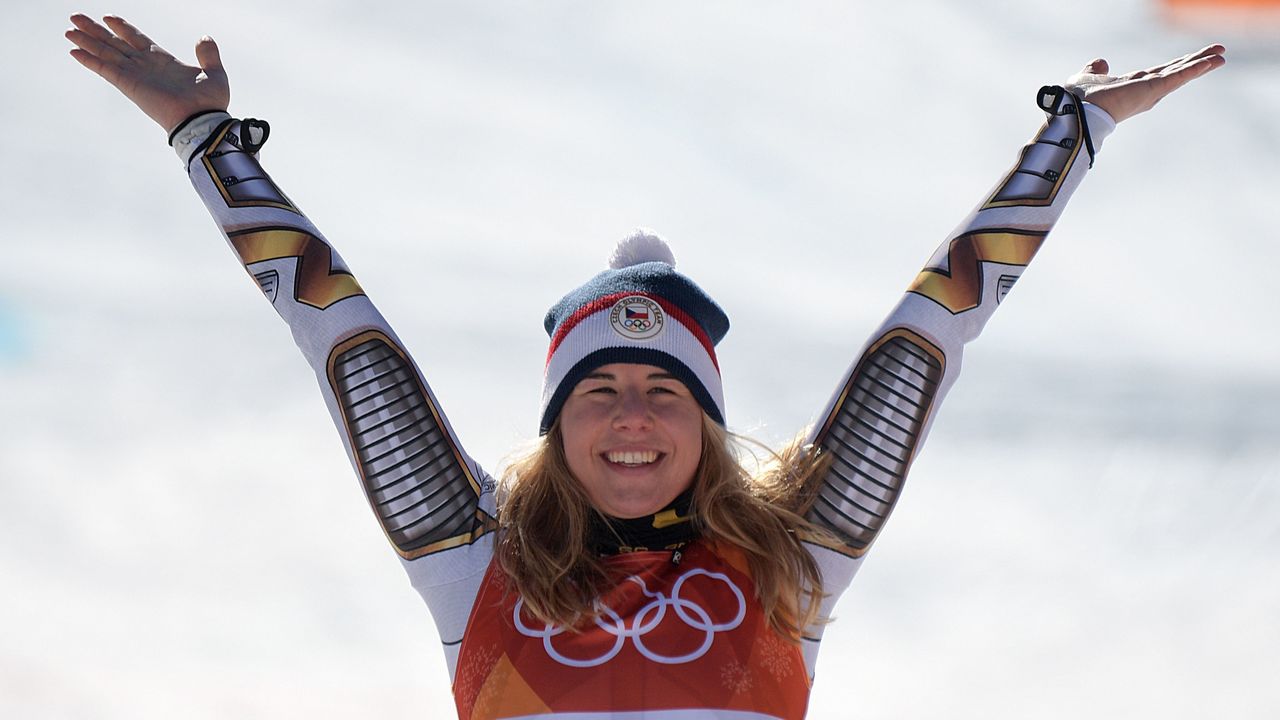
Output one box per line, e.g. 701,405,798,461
66,14,229,135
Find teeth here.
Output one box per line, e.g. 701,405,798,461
606,450,659,465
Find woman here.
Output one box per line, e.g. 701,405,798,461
66,13,1224,719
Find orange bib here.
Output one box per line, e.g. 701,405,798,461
454,540,810,719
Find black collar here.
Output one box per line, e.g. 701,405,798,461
588,487,700,556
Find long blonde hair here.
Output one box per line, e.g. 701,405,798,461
496,414,835,638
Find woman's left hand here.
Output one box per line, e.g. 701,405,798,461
1066,45,1226,123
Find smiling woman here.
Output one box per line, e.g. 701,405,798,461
494,246,835,698
64,10,1226,719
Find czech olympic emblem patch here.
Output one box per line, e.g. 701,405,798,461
609,296,664,341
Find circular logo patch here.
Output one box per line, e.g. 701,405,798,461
609,296,664,341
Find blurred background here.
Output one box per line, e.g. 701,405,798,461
3,0,1277,717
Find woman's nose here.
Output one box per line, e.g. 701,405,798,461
612,388,653,430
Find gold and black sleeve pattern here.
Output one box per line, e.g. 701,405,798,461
328,331,496,560
228,227,365,309
806,330,944,557
198,119,299,213
184,116,496,562
802,87,1110,559
981,85,1091,210
906,229,1047,314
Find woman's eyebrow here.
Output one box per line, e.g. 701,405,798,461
648,372,679,380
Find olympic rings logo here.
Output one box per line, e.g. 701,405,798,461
513,568,746,667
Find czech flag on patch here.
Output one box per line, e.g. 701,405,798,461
626,307,650,321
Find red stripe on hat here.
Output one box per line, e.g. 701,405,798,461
545,292,719,371
653,295,720,372
545,291,634,362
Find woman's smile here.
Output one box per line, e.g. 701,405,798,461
604,449,661,466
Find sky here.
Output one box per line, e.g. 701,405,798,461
2,0,1278,718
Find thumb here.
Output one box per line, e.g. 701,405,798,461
195,36,224,76
1082,58,1109,75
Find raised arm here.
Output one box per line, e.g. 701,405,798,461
802,46,1225,568
66,14,498,677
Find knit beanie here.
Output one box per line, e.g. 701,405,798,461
539,230,729,435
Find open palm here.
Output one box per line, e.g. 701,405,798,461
66,14,229,134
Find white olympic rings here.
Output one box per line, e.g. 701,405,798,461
512,567,746,667
621,317,653,330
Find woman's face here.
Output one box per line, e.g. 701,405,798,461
559,363,703,519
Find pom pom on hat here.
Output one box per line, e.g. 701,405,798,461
538,229,729,434
609,229,676,269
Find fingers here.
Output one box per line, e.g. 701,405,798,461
65,26,126,64
66,14,176,66
67,47,118,83
66,15,130,87
64,28,136,78
102,15,166,56
1168,44,1227,76
1175,44,1225,66
1144,44,1226,76
68,14,134,60
1124,51,1225,117
67,41,133,93
1154,49,1227,91
1157,52,1225,93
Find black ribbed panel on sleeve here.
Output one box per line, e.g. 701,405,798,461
329,333,482,558
809,332,943,556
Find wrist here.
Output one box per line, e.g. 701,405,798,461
170,110,232,165
167,109,229,145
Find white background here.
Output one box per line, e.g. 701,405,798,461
2,0,1277,717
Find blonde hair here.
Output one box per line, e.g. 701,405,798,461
496,414,835,638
